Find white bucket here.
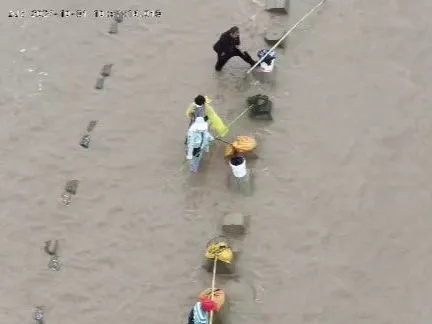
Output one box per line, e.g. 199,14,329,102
259,60,275,73
229,156,247,178
252,63,276,84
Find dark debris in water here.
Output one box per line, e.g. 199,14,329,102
44,240,58,256
64,180,79,195
101,64,113,77
87,120,98,132
95,77,104,89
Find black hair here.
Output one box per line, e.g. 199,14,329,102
194,95,206,106
228,26,239,34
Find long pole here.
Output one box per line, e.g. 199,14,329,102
215,138,232,145
208,257,217,324
246,0,326,74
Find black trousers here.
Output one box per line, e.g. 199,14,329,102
215,48,255,71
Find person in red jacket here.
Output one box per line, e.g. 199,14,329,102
213,26,256,71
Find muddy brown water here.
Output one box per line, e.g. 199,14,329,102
1,0,432,323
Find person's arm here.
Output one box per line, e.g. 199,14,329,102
206,130,214,142
204,132,214,152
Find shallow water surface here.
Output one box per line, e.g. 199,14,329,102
1,0,432,323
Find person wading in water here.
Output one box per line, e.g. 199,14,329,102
213,26,256,71
185,117,214,173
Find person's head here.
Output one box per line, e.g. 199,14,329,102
228,26,239,38
194,95,206,107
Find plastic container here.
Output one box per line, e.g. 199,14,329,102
229,156,247,178
259,59,275,72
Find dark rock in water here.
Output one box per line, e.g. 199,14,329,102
265,0,289,14
87,120,98,132
80,134,91,148
101,64,113,77
247,94,273,120
95,77,104,90
65,180,79,195
222,212,247,235
264,29,287,48
44,240,58,256
108,22,118,34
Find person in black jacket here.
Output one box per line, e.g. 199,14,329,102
213,26,256,71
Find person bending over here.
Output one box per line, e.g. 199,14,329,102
213,26,256,71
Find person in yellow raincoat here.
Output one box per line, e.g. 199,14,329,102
186,95,229,137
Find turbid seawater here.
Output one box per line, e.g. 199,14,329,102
1,0,432,323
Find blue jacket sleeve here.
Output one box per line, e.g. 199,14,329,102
207,132,214,142
203,132,214,152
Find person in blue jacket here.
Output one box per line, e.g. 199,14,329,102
186,117,214,173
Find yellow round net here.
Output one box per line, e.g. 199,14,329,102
205,236,233,264
224,136,257,158
205,242,233,264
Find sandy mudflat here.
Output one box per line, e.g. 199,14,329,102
1,0,432,323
